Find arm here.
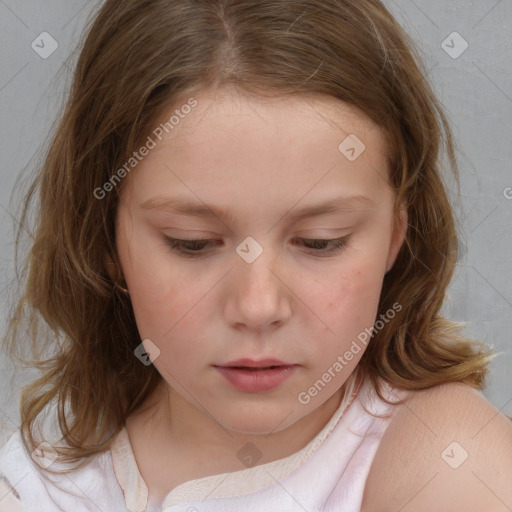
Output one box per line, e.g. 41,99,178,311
361,383,512,512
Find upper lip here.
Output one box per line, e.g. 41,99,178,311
214,358,294,368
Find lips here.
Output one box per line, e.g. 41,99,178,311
229,366,281,371
213,358,298,393
216,358,293,369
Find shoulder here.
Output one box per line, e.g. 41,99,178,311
0,428,125,511
362,382,512,512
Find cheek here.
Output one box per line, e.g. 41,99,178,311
294,223,391,335
294,261,383,391
291,264,382,405
128,273,199,344
116,221,192,341
305,262,384,338
122,257,219,373
128,279,206,381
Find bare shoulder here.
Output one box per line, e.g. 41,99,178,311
361,382,512,512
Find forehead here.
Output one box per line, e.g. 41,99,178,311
152,88,387,155
123,88,393,215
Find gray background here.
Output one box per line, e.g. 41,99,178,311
1,1,511,447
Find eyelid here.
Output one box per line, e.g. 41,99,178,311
163,234,351,258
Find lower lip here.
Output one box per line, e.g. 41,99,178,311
214,365,297,392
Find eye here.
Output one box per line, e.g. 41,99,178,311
164,236,350,258
292,236,350,254
163,237,220,258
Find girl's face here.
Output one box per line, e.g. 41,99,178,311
116,88,407,434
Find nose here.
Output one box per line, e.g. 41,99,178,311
224,246,292,331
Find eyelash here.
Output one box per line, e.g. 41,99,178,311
163,236,350,258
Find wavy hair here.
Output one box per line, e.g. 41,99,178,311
3,0,494,473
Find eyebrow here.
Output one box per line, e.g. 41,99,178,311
140,194,374,223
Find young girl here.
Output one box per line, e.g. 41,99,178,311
1,1,511,511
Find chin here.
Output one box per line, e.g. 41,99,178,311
217,405,301,435
224,421,285,436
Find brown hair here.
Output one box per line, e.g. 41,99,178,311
3,0,494,473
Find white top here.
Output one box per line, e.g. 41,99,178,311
0,374,406,511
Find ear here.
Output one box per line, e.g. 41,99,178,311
105,252,121,282
385,202,408,272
